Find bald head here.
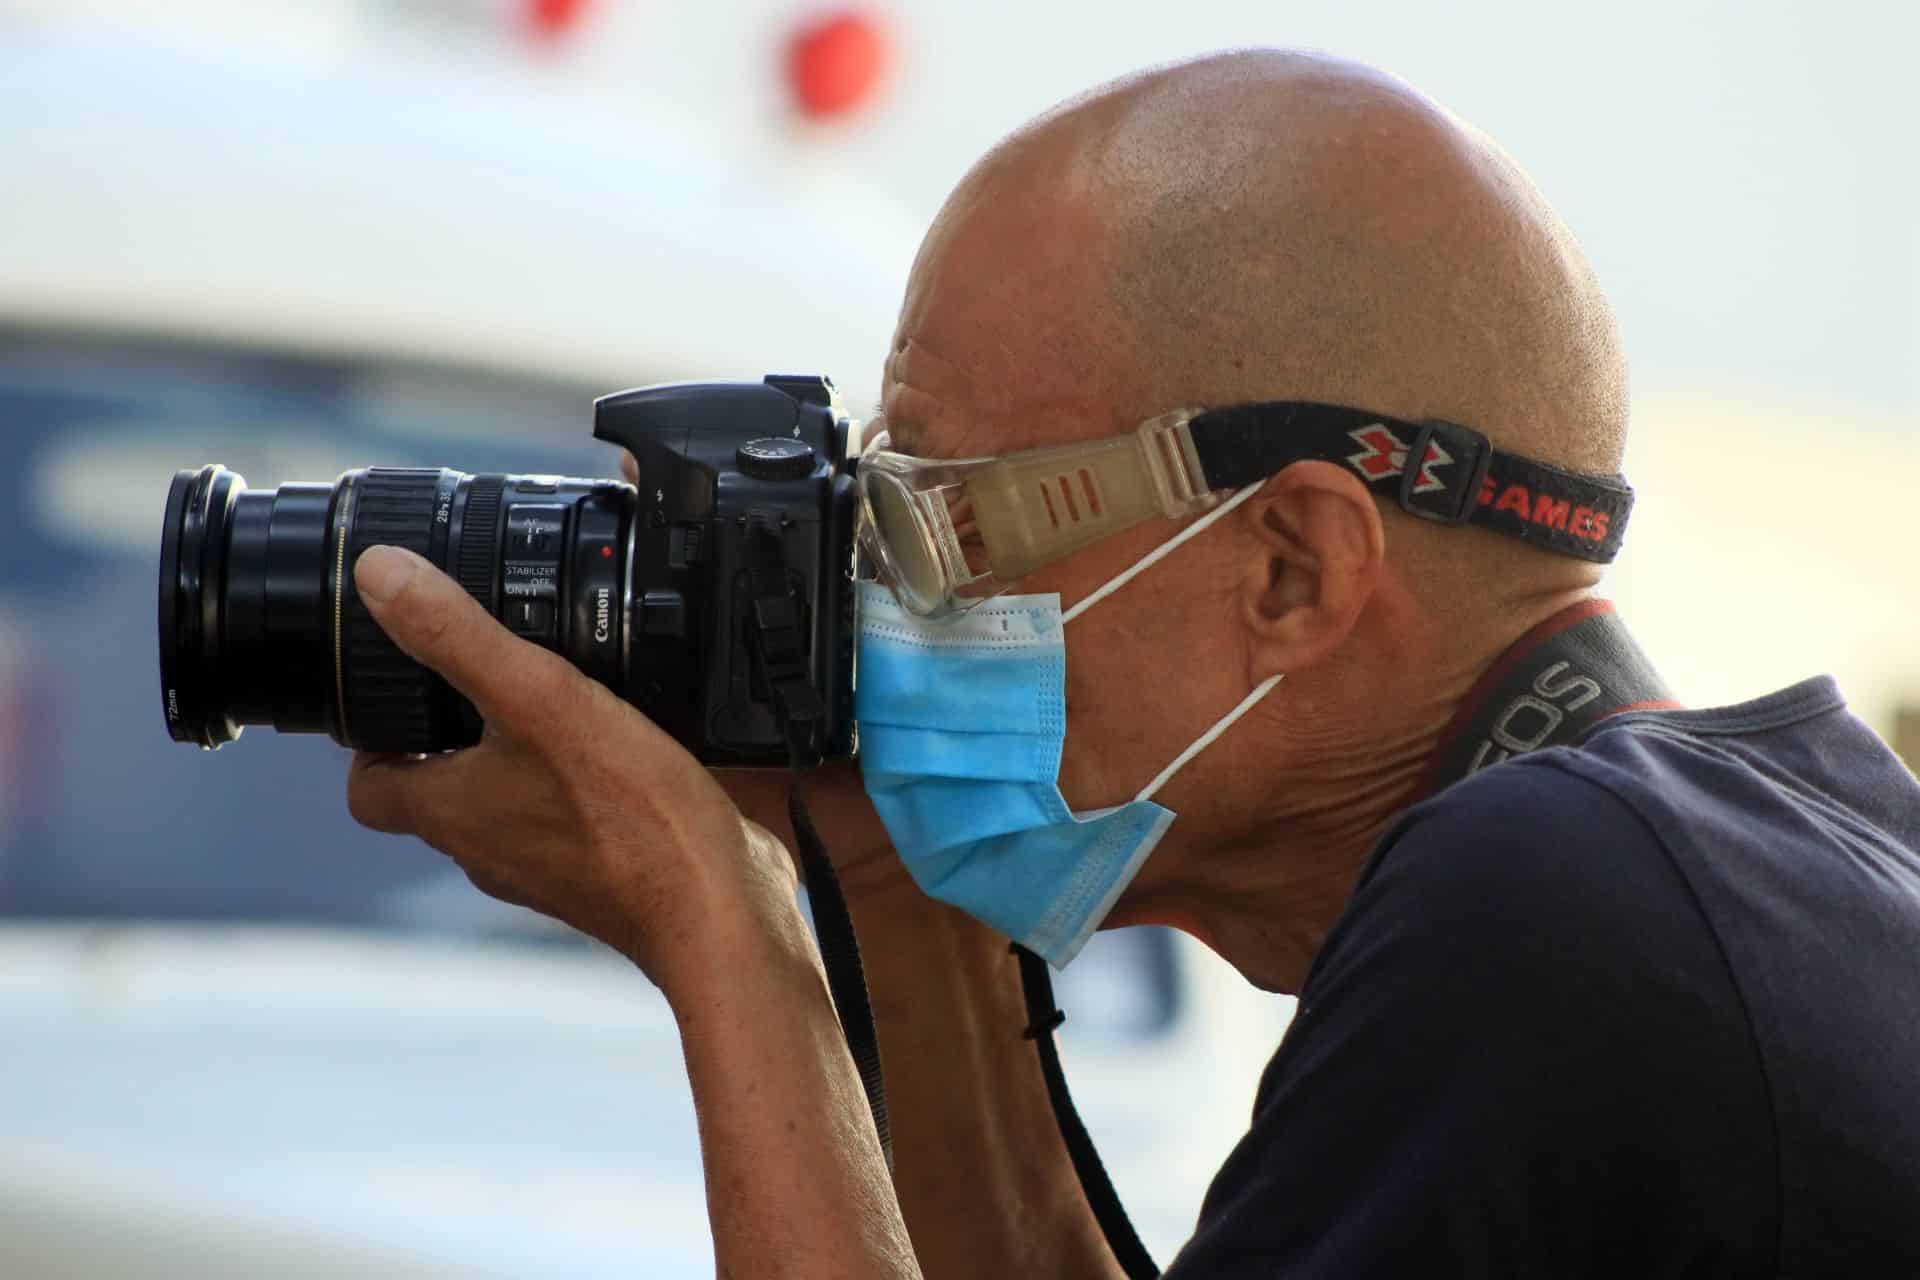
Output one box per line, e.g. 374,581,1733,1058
1102,54,1623,467
890,50,1627,601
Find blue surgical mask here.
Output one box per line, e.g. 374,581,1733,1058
854,482,1285,967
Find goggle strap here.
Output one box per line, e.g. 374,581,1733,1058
968,436,1170,580
1186,402,1633,563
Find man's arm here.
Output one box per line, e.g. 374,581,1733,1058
721,769,1131,1280
669,865,918,1278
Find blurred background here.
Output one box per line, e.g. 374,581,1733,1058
0,1,1913,1275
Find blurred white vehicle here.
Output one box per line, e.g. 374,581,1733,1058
0,17,1289,1278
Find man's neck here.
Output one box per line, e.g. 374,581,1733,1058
1162,718,1443,992
1128,589,1626,994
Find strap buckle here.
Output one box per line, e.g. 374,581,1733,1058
1398,418,1492,526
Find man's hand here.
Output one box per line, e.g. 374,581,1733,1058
344,542,798,996
345,541,920,1278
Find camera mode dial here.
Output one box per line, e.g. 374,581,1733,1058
736,437,816,482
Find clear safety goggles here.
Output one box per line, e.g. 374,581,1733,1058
854,397,1636,619
854,410,1221,619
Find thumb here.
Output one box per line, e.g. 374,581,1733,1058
354,544,575,733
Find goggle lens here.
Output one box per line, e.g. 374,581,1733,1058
860,467,948,617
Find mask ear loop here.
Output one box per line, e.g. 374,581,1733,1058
1134,670,1285,803
1061,480,1269,626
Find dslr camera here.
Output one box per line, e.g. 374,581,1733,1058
159,375,857,768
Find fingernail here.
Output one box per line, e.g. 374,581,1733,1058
355,545,421,604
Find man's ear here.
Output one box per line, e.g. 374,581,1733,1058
1236,461,1386,672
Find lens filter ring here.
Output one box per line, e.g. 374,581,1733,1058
159,465,244,747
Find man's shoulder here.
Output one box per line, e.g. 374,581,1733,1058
1374,683,1920,957
1349,747,1671,933
1347,677,1885,947
1394,746,1642,856
1302,747,1727,1025
1207,739,1780,1280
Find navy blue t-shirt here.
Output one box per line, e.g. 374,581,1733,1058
1167,677,1920,1277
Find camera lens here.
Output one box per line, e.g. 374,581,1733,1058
159,464,636,753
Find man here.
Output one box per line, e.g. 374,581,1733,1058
343,50,1920,1277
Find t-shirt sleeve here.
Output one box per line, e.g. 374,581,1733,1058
1163,759,1776,1279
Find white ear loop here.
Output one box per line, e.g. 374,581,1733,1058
1134,671,1285,803
1061,481,1269,626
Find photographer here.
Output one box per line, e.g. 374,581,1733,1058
343,51,1920,1277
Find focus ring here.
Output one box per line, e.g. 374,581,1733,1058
342,468,445,752
457,475,505,613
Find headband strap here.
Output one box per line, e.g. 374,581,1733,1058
1187,402,1633,563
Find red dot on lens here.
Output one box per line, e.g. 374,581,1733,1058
600,545,613,559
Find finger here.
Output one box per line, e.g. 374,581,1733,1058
348,748,490,843
353,545,582,735
620,451,639,487
348,751,436,834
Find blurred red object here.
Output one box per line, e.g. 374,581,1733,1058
786,10,887,119
528,0,591,39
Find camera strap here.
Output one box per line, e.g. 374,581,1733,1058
789,780,895,1173
1013,944,1162,1278
743,511,895,1170
1416,597,1677,793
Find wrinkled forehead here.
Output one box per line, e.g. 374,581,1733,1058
873,339,971,458
874,348,1133,465
877,172,1130,462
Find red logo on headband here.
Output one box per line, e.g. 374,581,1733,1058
1346,425,1452,495
1476,478,1613,543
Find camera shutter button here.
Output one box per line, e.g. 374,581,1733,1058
735,437,816,481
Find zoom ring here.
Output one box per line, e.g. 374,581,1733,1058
342,469,453,753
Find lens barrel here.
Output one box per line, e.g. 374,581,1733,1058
158,464,597,753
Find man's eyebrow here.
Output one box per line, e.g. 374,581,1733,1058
875,376,951,457
876,414,923,455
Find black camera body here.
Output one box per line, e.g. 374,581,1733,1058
597,375,857,766
159,374,857,768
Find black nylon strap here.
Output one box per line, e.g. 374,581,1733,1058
1416,598,1677,796
791,781,894,1173
1015,944,1160,1280
741,509,892,1167
1188,402,1633,564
